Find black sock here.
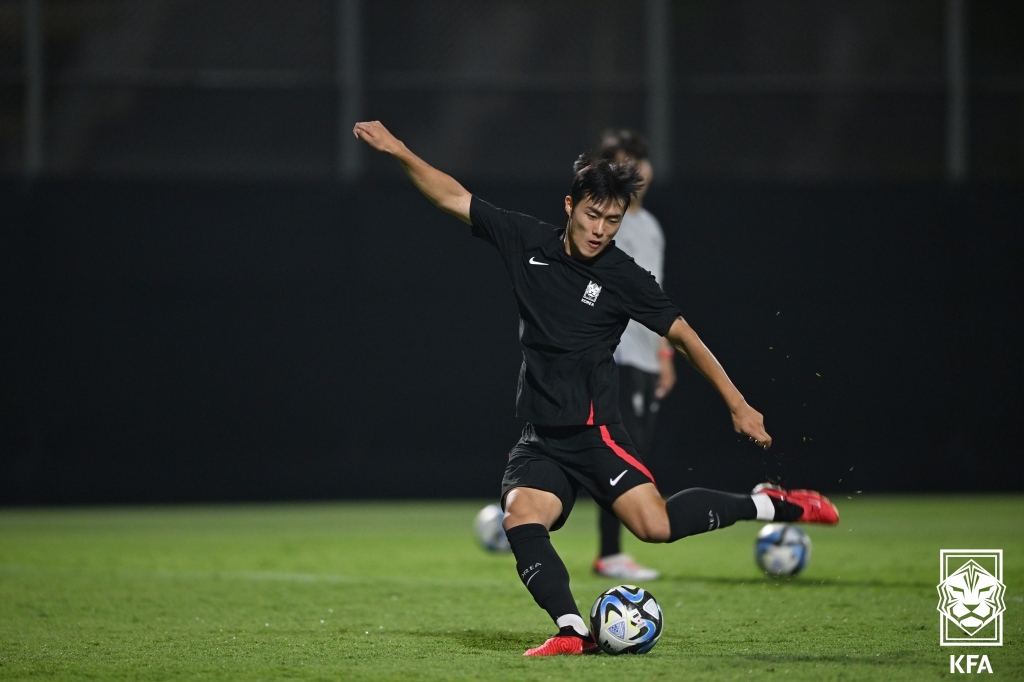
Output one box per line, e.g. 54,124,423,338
505,523,582,628
557,626,592,641
598,507,622,557
665,487,758,542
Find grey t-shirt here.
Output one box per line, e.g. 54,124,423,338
613,208,666,373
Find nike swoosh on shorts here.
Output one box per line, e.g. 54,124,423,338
610,470,628,486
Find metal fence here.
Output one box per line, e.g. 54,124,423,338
1,0,1022,181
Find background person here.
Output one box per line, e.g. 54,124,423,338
591,130,675,582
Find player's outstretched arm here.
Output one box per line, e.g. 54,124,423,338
353,121,472,224
665,317,772,449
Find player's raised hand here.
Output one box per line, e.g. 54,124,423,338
731,403,772,450
353,120,472,224
353,121,403,155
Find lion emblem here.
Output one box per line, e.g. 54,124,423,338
581,281,602,306
936,559,1006,636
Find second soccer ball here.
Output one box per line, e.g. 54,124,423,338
755,523,811,577
473,503,511,552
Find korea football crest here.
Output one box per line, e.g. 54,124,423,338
581,281,602,307
937,550,1005,646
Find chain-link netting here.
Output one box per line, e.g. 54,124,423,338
0,0,1021,180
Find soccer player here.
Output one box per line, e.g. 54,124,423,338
591,129,672,583
353,121,839,657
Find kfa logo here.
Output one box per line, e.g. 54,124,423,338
581,281,602,307
949,654,993,674
937,549,1005,646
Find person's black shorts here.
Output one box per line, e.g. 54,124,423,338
500,422,656,531
618,365,662,457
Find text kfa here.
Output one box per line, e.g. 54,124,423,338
950,655,993,674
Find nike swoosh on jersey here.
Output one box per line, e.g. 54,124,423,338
528,257,549,265
609,470,628,486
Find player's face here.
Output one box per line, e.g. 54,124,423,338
563,195,626,260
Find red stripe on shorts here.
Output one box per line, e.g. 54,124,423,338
599,425,655,484
586,401,594,425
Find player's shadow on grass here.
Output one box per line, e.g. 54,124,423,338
409,629,536,652
663,575,934,590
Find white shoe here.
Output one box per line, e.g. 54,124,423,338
593,553,660,581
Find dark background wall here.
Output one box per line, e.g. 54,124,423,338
2,179,1021,503
2,1,1023,502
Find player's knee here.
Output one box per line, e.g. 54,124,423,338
503,511,557,532
502,488,561,531
614,485,671,542
627,508,670,543
502,507,536,531
632,517,671,543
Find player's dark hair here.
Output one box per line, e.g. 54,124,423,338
599,129,650,162
570,154,643,213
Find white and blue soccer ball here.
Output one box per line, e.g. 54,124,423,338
755,523,811,577
589,585,663,655
473,503,511,552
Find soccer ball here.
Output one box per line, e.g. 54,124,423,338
589,585,663,655
755,523,811,577
473,503,511,552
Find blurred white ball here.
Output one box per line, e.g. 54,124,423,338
755,523,811,576
473,503,511,552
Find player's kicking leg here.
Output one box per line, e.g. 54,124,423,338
503,480,837,657
612,481,838,545
502,487,598,657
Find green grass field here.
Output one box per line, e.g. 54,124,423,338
1,496,1021,681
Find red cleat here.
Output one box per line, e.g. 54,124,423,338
753,483,840,525
523,634,599,657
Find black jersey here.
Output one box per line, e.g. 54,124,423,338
470,196,681,426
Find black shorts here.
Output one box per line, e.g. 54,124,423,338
500,422,656,531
